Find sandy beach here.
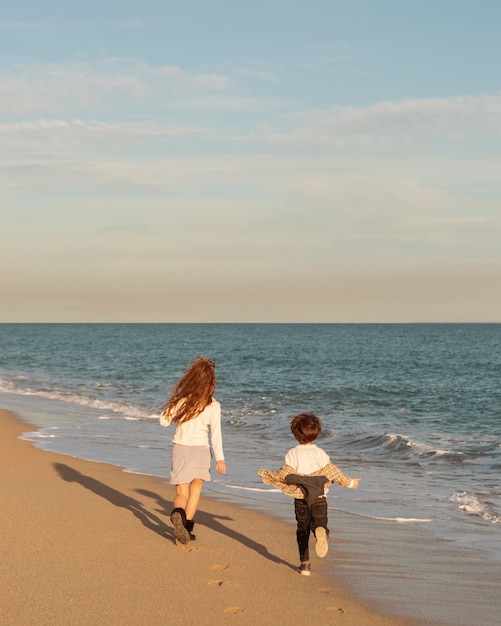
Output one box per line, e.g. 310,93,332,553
0,408,412,626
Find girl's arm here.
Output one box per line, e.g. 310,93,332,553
208,400,225,464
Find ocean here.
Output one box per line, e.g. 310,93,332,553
1,323,500,624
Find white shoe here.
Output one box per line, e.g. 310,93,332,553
315,527,328,558
299,562,311,576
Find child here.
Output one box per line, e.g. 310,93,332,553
160,356,226,545
258,412,359,576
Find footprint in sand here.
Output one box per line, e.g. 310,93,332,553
211,563,230,571
326,606,345,613
223,607,245,615
176,542,202,552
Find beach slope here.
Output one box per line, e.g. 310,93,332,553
1,409,407,625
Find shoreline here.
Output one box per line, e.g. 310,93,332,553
1,408,410,625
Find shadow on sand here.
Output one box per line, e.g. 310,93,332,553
53,462,173,541
53,461,294,569
136,488,296,570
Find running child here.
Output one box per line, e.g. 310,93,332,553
258,412,359,575
160,356,226,544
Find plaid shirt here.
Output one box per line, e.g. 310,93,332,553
258,462,352,499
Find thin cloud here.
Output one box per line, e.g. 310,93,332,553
0,59,231,116
269,94,501,144
0,118,234,145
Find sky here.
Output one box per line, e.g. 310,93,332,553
1,0,500,322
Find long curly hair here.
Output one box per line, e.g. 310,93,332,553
161,356,216,424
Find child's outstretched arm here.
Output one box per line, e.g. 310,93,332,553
324,463,361,489
258,464,360,497
258,464,295,485
258,465,304,499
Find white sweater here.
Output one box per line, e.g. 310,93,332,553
159,398,224,461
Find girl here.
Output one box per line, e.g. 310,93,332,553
160,356,226,544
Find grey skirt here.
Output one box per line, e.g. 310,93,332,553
169,444,211,484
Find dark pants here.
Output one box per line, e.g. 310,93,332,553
294,496,329,562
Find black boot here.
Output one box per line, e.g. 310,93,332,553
185,519,196,541
170,508,190,544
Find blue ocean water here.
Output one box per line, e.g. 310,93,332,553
1,324,500,622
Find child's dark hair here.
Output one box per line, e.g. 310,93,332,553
290,412,322,444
